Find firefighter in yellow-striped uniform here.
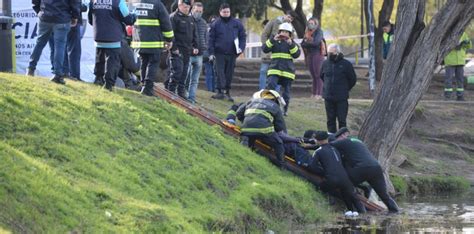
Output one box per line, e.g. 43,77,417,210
131,0,174,96
262,22,301,116
236,89,288,168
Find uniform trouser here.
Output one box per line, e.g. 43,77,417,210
267,75,292,113
140,53,160,83
347,165,399,212
324,99,348,133
241,132,285,167
321,176,366,213
168,52,190,97
94,48,121,90
445,66,464,98
215,53,237,92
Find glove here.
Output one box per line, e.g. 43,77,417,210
209,55,216,62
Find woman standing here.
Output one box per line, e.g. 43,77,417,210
301,18,325,99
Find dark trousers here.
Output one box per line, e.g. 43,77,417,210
140,53,160,83
347,165,399,212
445,65,465,98
324,99,349,133
215,53,237,92
321,176,366,213
168,51,190,97
94,48,121,90
267,75,292,113
241,133,285,167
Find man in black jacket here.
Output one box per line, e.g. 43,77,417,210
320,44,357,133
167,0,198,99
236,89,287,168
331,127,399,213
28,0,80,84
312,131,366,216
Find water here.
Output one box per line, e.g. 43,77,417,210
317,189,474,233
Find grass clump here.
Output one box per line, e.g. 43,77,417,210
0,73,330,232
390,174,469,196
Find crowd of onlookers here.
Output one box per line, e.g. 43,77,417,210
27,0,471,126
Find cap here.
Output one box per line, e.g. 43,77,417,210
314,131,329,141
303,130,317,139
180,0,192,6
334,127,349,138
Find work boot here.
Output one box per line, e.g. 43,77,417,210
444,91,452,100
212,91,225,100
456,96,465,101
26,68,35,76
94,77,105,86
141,81,155,96
50,75,66,85
240,136,249,147
224,90,234,102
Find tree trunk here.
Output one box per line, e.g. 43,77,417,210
358,0,474,194
271,0,307,38
312,0,324,24
375,0,395,82
364,0,376,93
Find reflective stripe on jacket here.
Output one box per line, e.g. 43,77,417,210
262,38,300,80
131,0,173,54
236,98,286,135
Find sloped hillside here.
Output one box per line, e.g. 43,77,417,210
0,74,330,233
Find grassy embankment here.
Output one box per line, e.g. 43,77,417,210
197,90,472,196
0,73,331,233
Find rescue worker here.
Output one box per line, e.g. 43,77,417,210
382,21,395,60
131,0,174,96
262,22,301,116
443,32,472,101
312,131,366,216
331,127,400,213
88,0,136,91
235,89,287,168
167,0,198,99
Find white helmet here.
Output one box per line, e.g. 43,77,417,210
278,22,294,33
252,89,286,108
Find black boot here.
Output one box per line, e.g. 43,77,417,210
50,75,66,85
224,90,234,102
212,90,225,100
26,68,35,76
141,81,155,96
94,77,105,86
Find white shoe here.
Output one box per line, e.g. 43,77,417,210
352,211,359,217
344,211,353,217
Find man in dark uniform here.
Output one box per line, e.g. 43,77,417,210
167,0,198,99
331,127,399,213
312,131,366,216
89,0,136,91
131,0,174,96
235,89,287,168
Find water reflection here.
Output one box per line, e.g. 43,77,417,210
318,189,474,233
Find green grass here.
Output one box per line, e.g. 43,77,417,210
0,73,331,232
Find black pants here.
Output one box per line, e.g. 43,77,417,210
215,53,237,92
167,51,190,97
267,75,292,113
241,132,285,167
140,53,160,83
347,165,399,212
321,176,366,213
94,48,121,90
324,99,348,133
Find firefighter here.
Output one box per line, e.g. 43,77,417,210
131,0,174,96
262,22,301,116
235,89,287,168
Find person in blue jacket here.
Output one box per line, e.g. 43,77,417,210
208,3,246,102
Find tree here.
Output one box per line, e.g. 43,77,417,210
374,0,395,81
358,0,473,193
312,0,324,24
269,0,307,38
